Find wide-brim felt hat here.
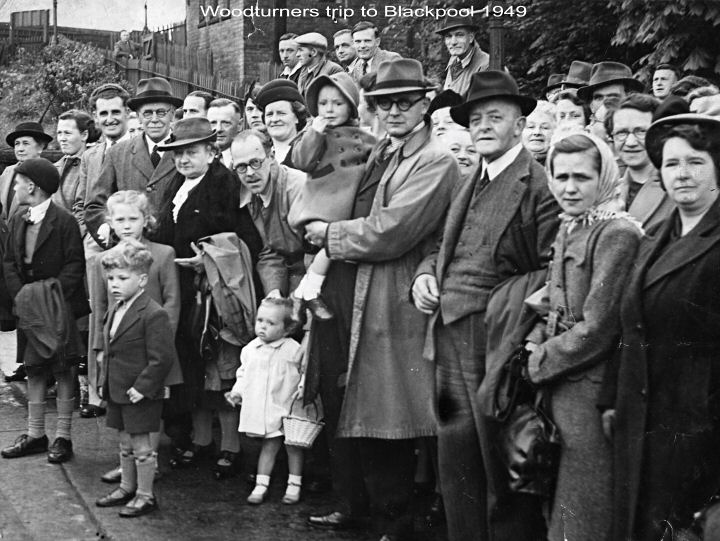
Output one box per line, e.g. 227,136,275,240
364,58,435,97
15,158,60,194
127,77,183,111
255,79,306,110
306,72,359,118
435,15,479,35
6,121,53,147
156,117,216,150
450,71,537,127
560,60,593,88
544,74,564,94
577,61,644,102
428,89,464,116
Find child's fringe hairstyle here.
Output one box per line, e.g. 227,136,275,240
259,297,297,332
101,239,153,275
106,189,158,235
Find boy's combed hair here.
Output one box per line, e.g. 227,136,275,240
106,189,158,234
101,239,154,275
259,297,296,331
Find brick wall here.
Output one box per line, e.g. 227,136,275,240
187,0,413,85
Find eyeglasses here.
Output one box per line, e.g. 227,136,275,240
234,158,265,174
612,128,648,143
375,95,425,112
140,108,170,120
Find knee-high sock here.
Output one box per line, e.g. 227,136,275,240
120,452,137,493
55,398,75,440
135,452,157,498
28,401,46,438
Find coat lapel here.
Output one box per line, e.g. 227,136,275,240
130,136,154,182
149,152,175,187
32,202,57,254
110,292,149,343
643,204,720,289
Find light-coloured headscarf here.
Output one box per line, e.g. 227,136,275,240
545,129,643,233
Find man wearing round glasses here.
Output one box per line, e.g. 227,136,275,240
231,129,305,297
608,93,674,229
85,77,182,247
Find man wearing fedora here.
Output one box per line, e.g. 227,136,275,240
559,60,593,91
349,21,401,83
577,61,644,114
85,77,183,248
412,71,560,541
544,74,564,102
304,58,459,541
436,16,489,97
295,32,343,96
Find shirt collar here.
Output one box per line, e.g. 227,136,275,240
387,121,425,152
446,43,477,69
117,288,143,310
238,177,275,209
145,134,170,154
281,63,301,76
28,198,52,224
254,336,289,349
482,142,524,180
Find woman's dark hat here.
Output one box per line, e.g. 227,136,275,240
576,61,644,102
645,96,720,168
5,121,53,147
560,60,593,88
450,71,536,127
156,117,216,150
255,79,305,110
127,77,183,111
364,58,435,97
435,15,479,35
428,89,463,117
15,158,60,194
544,74,564,94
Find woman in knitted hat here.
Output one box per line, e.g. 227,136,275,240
284,71,376,318
0,157,89,464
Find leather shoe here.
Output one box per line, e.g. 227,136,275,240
306,297,334,321
101,466,122,484
1,434,48,458
80,404,106,418
4,366,26,382
119,495,158,517
96,487,135,507
47,437,73,463
307,511,360,530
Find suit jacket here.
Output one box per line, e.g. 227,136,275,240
349,49,402,82
414,146,560,326
53,152,85,235
0,164,24,222
602,202,720,540
620,169,675,230
102,291,177,403
84,136,177,246
297,57,345,95
442,42,490,97
113,39,140,60
3,202,89,318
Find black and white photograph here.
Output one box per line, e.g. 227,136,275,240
0,0,718,539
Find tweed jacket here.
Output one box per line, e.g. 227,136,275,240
349,49,402,82
102,291,177,404
414,147,560,331
84,136,177,246
619,169,674,231
442,42,490,97
4,202,89,319
325,121,460,438
297,57,345,96
53,152,85,234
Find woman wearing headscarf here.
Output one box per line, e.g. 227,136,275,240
602,110,720,541
524,131,642,540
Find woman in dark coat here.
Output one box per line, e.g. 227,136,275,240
602,111,720,541
154,118,262,476
525,132,641,541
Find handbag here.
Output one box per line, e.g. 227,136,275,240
495,346,562,499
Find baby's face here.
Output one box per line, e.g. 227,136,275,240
255,305,288,343
317,84,352,127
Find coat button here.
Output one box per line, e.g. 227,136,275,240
146,186,153,192
635,323,642,331
640,388,647,397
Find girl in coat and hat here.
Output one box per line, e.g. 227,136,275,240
285,71,376,317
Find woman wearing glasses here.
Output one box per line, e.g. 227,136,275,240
155,117,263,478
606,94,675,230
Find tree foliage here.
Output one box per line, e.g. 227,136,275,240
0,36,127,124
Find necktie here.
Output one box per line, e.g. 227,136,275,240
450,58,463,80
473,168,491,198
361,60,368,76
150,145,161,168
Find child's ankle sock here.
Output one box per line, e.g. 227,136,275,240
135,452,157,498
252,473,270,495
28,401,46,439
119,452,137,493
55,398,75,440
286,474,302,496
301,271,325,300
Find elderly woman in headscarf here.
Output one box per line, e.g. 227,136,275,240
523,131,642,541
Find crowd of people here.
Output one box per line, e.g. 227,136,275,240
0,13,719,541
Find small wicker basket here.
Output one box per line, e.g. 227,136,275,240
283,398,325,449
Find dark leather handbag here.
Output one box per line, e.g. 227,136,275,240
495,346,562,499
